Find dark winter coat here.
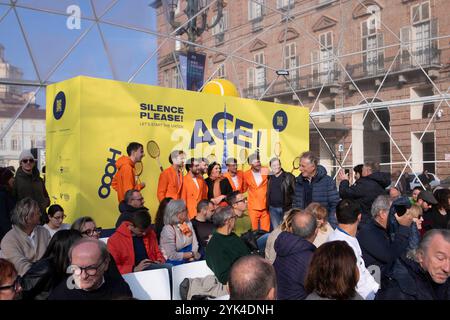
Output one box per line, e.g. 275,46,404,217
0,186,15,243
339,171,391,224
266,170,296,212
376,254,450,300
357,219,410,273
293,165,340,228
13,167,49,215
115,201,149,228
273,231,316,300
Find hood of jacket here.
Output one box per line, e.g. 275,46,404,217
274,231,316,257
115,156,134,170
116,221,133,238
366,171,391,188
117,201,148,213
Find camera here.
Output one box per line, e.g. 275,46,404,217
394,204,408,217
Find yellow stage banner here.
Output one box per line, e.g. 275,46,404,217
46,76,309,228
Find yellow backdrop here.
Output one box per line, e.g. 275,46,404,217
46,76,309,228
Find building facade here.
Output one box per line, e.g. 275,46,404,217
0,44,46,169
156,0,449,181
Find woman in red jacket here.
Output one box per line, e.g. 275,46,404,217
107,209,171,275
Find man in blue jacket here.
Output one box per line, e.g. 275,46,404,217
338,161,390,226
292,151,340,228
357,195,413,273
273,209,317,300
376,229,450,300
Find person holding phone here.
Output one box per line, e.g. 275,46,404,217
338,161,391,227
107,209,170,274
357,195,413,274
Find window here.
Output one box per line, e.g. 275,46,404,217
212,11,227,46
411,1,430,24
312,31,336,84
284,43,299,85
11,136,20,151
163,69,170,87
361,7,384,75
212,12,227,35
407,2,437,66
173,67,182,89
247,52,265,97
277,0,294,10
217,64,226,78
248,0,263,21
0,138,6,150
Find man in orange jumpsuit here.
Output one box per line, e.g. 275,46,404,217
182,158,208,219
243,153,270,231
112,142,145,203
223,157,246,193
157,150,185,201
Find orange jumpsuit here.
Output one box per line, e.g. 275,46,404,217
157,166,183,201
182,174,208,219
243,168,270,231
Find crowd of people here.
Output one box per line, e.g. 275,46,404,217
0,144,449,301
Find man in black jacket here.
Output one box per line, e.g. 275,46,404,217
115,189,147,228
266,158,295,230
357,195,413,273
376,229,450,300
338,161,390,226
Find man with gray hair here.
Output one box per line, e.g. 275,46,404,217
1,197,50,275
357,195,413,272
229,255,276,300
115,189,147,228
338,160,391,226
48,238,132,300
273,209,317,300
205,206,250,284
376,229,450,300
293,151,340,228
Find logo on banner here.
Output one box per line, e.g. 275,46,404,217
53,91,66,120
273,110,288,132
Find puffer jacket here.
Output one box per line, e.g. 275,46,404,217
13,167,49,215
339,171,391,224
273,231,316,300
0,186,15,243
376,254,450,300
293,165,340,228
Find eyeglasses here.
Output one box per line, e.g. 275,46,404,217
52,215,67,220
68,257,107,277
235,197,247,204
21,158,35,164
132,197,144,202
81,227,102,236
0,276,21,292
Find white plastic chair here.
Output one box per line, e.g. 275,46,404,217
171,260,214,300
99,237,109,244
122,268,171,300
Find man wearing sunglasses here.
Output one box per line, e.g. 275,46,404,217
48,238,132,300
12,150,50,218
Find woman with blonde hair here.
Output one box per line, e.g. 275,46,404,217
306,202,333,247
265,208,301,263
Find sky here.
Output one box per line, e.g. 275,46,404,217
0,0,161,107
